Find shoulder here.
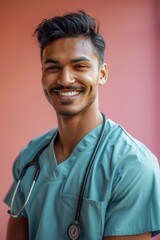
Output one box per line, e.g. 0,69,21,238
12,129,57,177
102,118,159,172
22,129,56,152
102,119,160,207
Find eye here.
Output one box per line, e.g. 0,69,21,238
44,65,61,72
74,64,88,71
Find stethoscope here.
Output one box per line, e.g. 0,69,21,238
8,113,106,240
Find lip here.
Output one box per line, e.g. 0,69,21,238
49,86,84,93
59,90,81,101
49,86,85,96
49,86,85,103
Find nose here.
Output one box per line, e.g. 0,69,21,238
57,67,75,86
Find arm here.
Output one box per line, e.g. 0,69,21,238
104,233,151,240
6,217,29,240
103,152,160,238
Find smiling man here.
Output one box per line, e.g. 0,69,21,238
41,37,106,118
5,11,160,240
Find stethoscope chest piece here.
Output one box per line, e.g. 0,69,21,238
67,223,80,240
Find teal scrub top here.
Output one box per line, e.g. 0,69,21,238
5,117,160,240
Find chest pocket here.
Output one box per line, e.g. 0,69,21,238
59,192,107,240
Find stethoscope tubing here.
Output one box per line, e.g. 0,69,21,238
67,114,106,240
8,113,106,240
9,179,36,217
74,113,106,222
8,143,49,217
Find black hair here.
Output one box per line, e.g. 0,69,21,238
34,11,105,64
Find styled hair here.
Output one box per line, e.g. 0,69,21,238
34,11,105,64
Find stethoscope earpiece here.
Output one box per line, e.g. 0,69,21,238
67,223,80,240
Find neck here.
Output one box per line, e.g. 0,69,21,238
54,110,103,163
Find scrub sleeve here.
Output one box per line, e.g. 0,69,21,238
104,154,160,237
4,130,56,217
4,119,160,239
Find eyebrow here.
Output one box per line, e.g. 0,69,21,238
44,57,91,65
44,59,59,64
71,57,91,63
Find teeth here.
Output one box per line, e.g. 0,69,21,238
58,91,79,96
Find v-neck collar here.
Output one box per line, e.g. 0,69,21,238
47,120,106,167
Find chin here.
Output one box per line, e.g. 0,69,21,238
54,99,97,117
56,109,80,117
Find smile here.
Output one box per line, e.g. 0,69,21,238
49,86,85,97
58,91,79,96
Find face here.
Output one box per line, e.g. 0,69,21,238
41,37,107,117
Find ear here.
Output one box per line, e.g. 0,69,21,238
98,63,108,85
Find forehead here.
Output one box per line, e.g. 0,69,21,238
41,37,98,63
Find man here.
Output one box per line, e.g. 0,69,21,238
5,11,160,240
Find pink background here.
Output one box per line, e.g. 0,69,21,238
1,0,160,239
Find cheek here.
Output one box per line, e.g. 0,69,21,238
79,72,99,86
41,73,55,89
87,76,100,89
42,88,52,105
